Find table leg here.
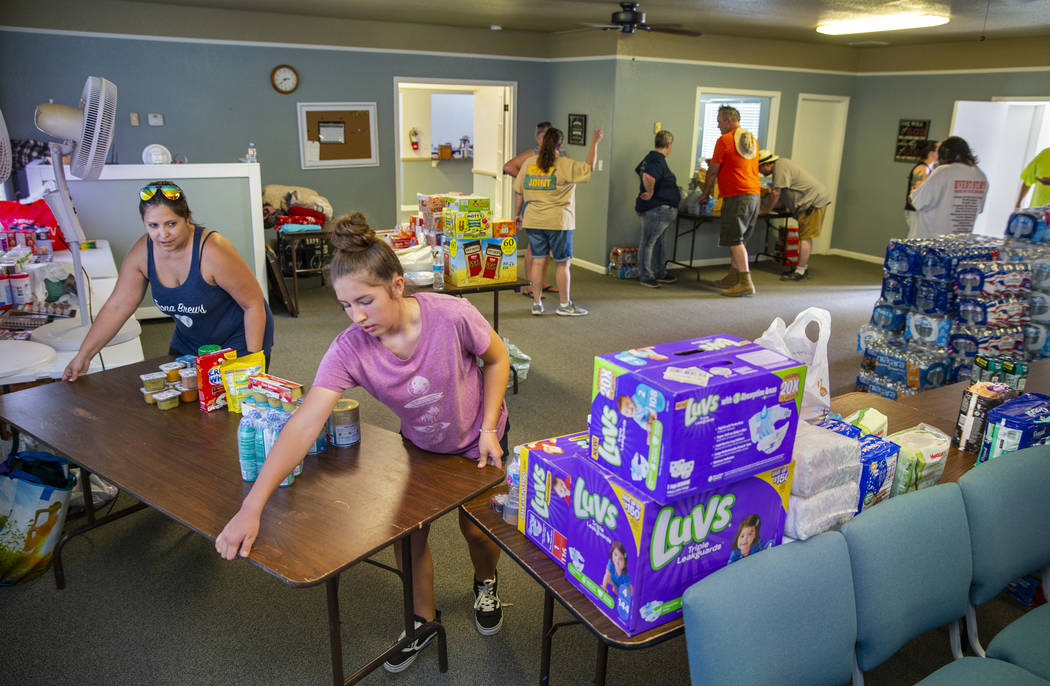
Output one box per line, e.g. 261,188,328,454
327,576,344,686
540,589,554,684
689,220,699,280
492,291,500,333
290,238,301,315
594,639,609,686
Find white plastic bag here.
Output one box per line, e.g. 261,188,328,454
755,307,832,421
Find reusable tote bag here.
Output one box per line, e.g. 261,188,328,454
755,307,832,421
0,451,77,584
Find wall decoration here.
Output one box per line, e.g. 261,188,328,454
297,102,378,169
894,119,931,162
567,113,588,146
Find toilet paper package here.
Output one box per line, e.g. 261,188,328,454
517,432,590,569
785,482,859,541
559,450,793,635
887,423,951,496
856,434,900,513
953,381,1017,454
589,337,804,503
978,393,1050,464
790,421,863,496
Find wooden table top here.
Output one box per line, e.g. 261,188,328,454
0,358,503,587
441,278,531,296
460,488,684,650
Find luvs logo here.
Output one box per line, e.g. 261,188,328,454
684,395,720,427
531,464,550,518
650,495,735,569
573,477,618,529
597,405,622,466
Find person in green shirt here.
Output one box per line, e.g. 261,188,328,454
1017,147,1050,209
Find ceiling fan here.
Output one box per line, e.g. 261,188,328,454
581,2,701,37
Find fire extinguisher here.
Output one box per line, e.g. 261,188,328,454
409,128,420,152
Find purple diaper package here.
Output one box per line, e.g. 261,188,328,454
554,444,793,635
589,335,804,503
516,432,590,568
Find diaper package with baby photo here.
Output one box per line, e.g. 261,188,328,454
555,448,792,635
589,335,804,503
516,432,590,569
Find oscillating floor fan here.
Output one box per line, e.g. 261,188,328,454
30,76,140,351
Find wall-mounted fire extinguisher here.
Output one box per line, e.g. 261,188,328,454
409,128,420,152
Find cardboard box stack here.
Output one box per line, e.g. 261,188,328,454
516,334,805,635
436,194,518,287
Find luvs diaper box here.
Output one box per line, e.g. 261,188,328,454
517,433,590,568
547,438,793,636
444,236,518,286
588,335,805,503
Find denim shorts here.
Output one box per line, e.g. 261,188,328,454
527,228,574,262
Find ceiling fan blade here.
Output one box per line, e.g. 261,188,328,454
581,22,622,29
649,26,703,37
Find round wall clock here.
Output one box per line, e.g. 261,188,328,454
270,65,299,94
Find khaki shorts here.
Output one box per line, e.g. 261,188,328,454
797,205,827,240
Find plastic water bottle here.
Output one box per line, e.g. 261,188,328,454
503,454,520,527
246,142,257,163
432,245,444,290
237,403,258,481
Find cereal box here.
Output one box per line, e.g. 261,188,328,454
196,348,237,412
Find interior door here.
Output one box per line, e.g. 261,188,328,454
472,86,505,216
950,101,1011,235
790,94,850,254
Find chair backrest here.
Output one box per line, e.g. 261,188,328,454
959,444,1050,607
681,531,856,686
840,482,972,672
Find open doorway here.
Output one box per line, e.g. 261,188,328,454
394,78,516,223
950,98,1050,235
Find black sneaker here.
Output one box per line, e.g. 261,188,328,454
640,280,660,288
781,270,809,281
473,573,503,635
383,611,441,673
655,274,678,284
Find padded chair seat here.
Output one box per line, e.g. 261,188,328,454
915,656,1050,685
988,604,1050,680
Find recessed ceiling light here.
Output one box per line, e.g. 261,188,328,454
816,13,949,35
490,24,502,31
849,40,891,47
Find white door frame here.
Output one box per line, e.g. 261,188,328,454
791,93,850,254
393,77,516,221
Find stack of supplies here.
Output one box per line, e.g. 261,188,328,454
785,421,862,540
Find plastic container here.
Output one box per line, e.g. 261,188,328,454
154,389,180,410
432,245,444,290
140,372,167,392
238,408,258,481
246,142,257,163
327,399,361,446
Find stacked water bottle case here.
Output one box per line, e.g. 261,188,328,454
857,206,1050,401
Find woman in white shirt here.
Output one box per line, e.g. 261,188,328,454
910,136,989,239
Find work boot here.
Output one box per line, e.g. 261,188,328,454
715,267,739,288
722,271,755,297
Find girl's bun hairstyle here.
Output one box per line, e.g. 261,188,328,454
329,212,404,286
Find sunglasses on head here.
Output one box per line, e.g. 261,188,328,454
139,184,183,201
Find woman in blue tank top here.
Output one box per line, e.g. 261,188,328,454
63,181,274,381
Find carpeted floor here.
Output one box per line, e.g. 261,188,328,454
3,255,1028,685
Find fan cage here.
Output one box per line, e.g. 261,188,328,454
72,76,117,180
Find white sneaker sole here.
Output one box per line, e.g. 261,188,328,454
475,614,504,636
382,632,436,673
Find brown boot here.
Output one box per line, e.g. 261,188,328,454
715,267,739,287
722,271,755,297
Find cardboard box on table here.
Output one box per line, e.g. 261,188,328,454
443,236,517,286
519,431,794,636
588,335,805,503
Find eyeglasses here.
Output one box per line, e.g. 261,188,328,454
139,184,183,201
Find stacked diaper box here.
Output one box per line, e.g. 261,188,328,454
858,226,1050,400
518,430,793,636
516,334,804,636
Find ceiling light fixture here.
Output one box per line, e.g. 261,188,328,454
816,13,949,35
490,24,502,31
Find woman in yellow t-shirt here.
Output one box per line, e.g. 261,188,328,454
512,126,604,317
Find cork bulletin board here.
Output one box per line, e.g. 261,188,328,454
297,102,379,169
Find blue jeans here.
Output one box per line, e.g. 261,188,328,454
638,205,677,282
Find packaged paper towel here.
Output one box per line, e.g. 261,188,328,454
785,482,858,540
791,421,863,497
887,423,950,496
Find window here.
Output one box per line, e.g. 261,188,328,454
692,89,780,175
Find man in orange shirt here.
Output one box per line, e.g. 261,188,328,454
697,105,761,297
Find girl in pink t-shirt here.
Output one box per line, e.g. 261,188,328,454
215,212,510,673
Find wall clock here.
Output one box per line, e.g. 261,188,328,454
270,65,299,94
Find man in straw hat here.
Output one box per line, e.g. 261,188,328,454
698,105,760,297
757,150,832,281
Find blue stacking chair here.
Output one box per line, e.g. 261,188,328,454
681,532,857,686
841,482,1047,685
959,445,1050,680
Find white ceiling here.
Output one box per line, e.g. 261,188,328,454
124,0,1050,45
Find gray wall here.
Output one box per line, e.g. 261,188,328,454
836,70,1050,257
0,30,550,231
400,159,474,199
